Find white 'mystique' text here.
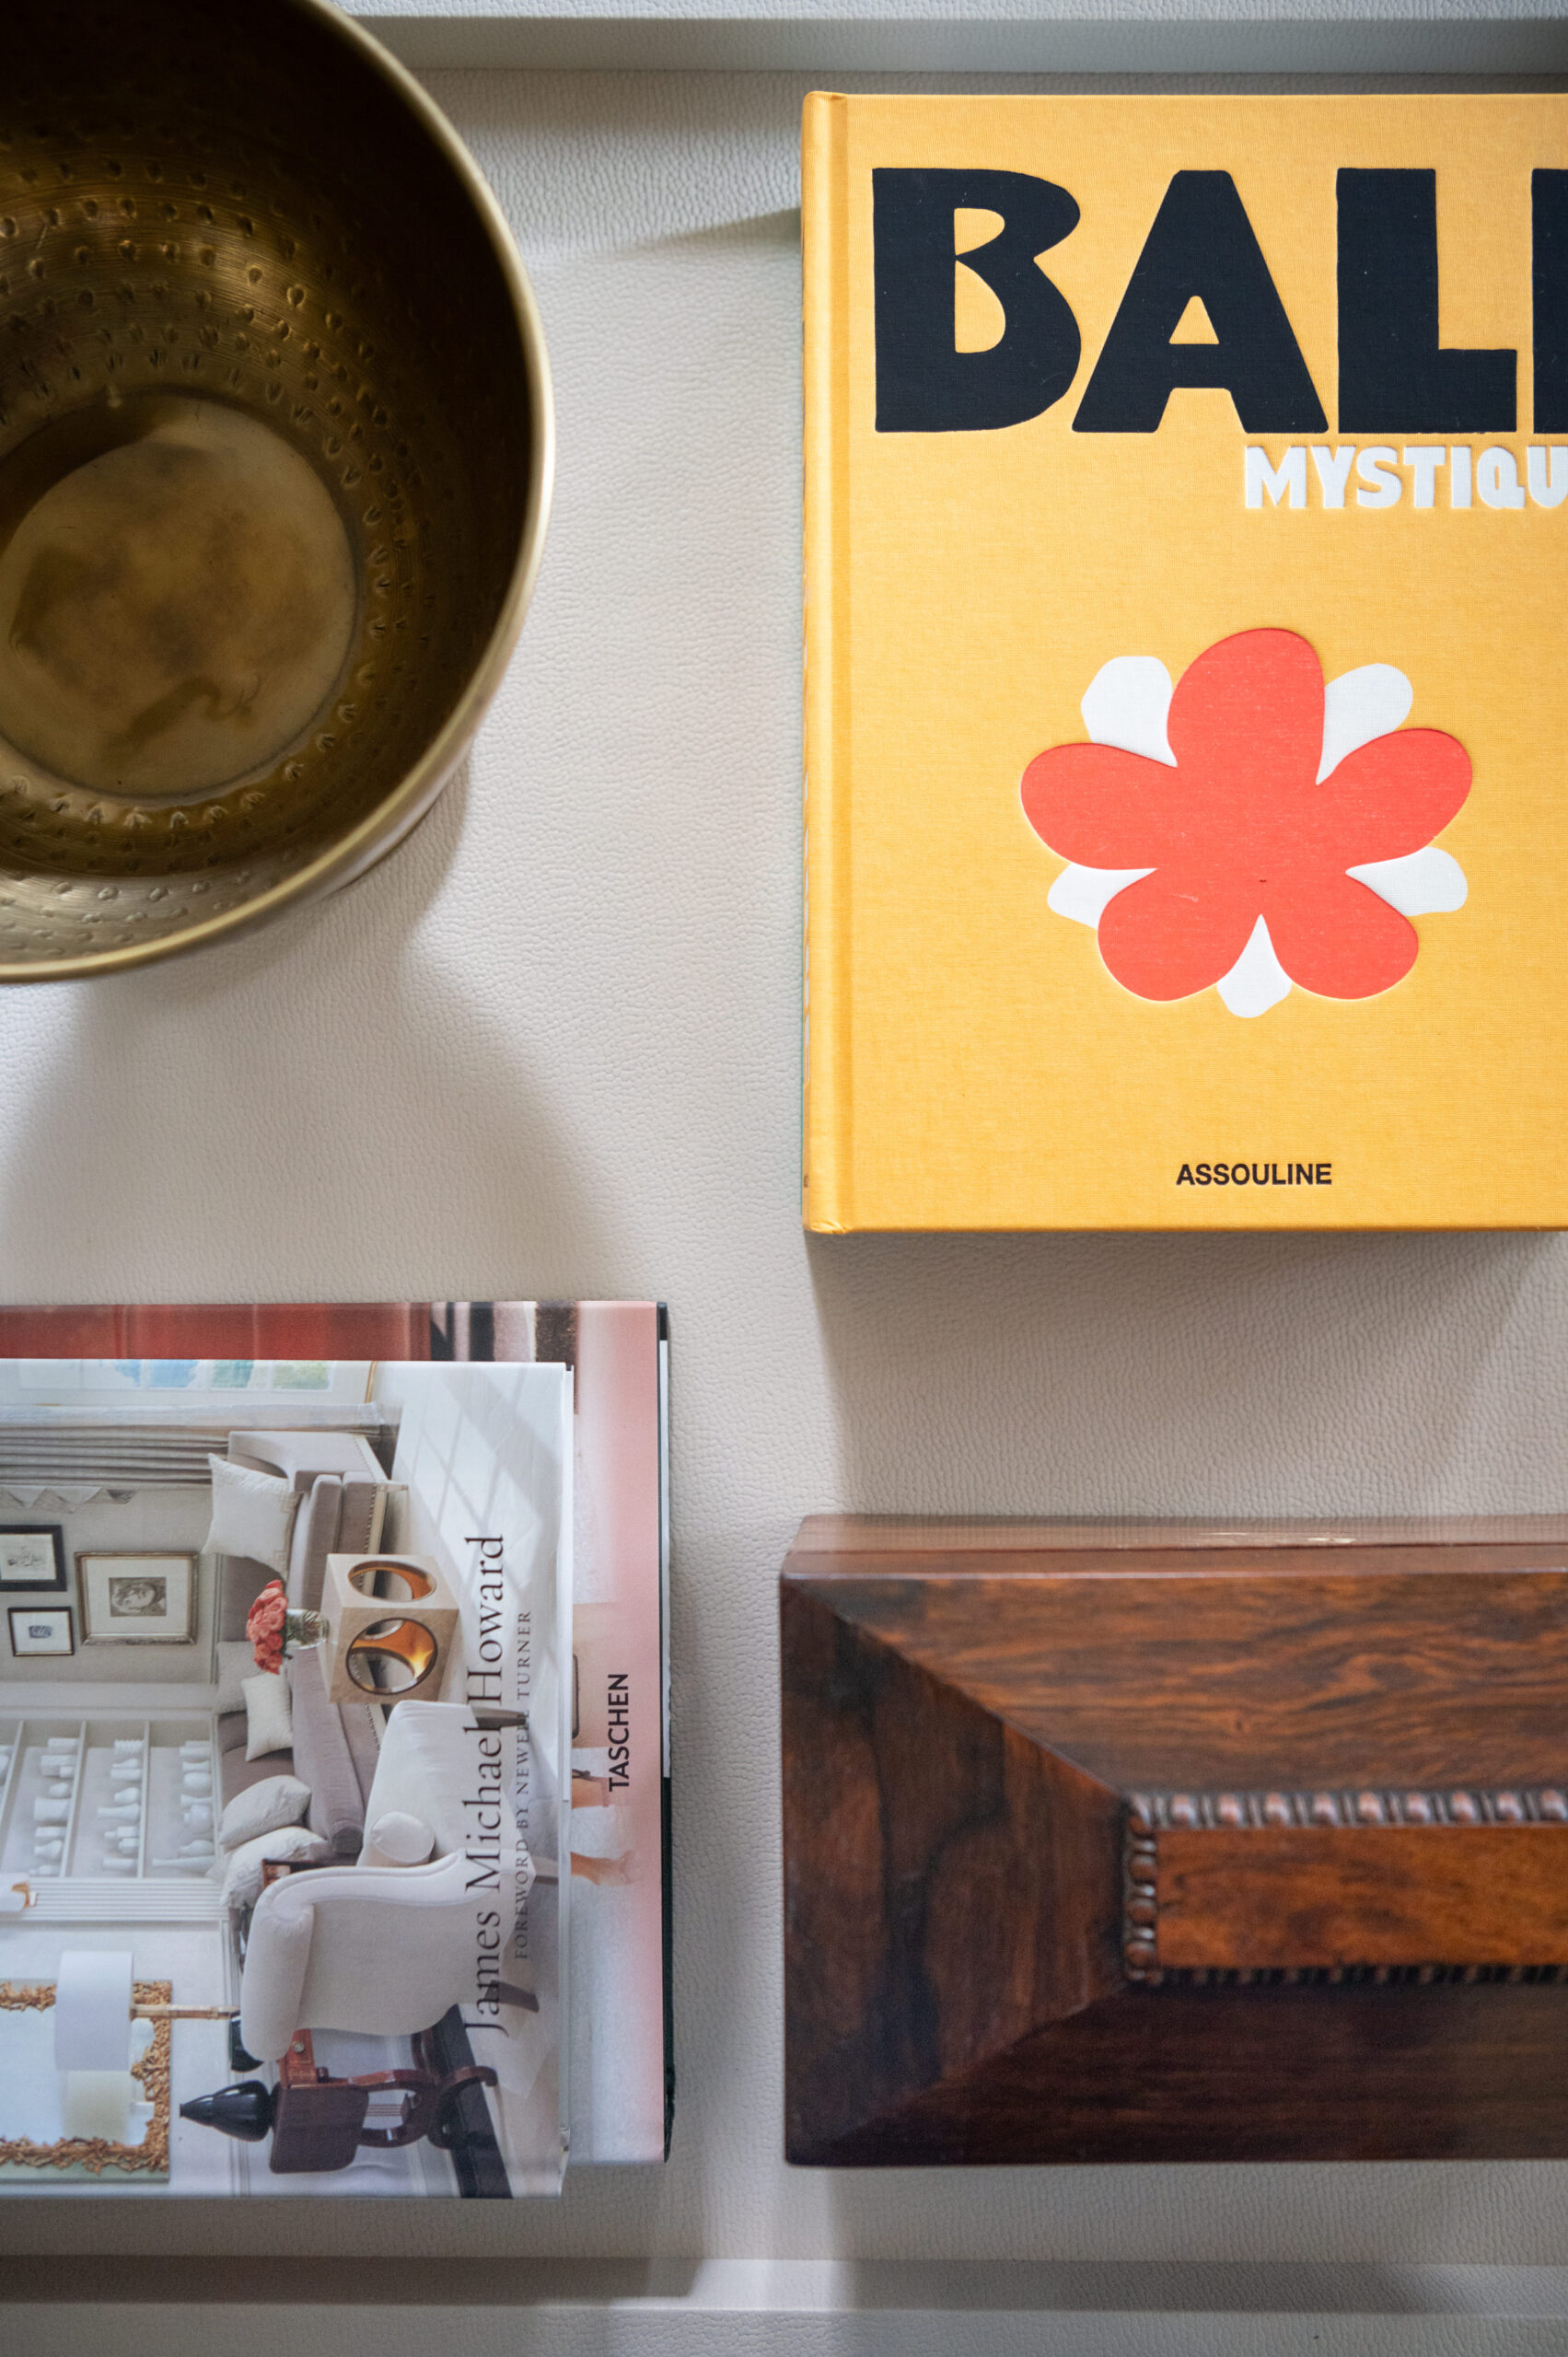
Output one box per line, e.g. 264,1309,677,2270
1245,442,1568,511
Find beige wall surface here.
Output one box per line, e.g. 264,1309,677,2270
4,52,1568,2354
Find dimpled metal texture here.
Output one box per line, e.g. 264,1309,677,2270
0,0,548,978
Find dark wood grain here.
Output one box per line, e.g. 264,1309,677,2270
788,1567,1568,1789
805,1982,1568,2166
781,1515,1568,2165
782,1585,1121,2165
1156,1825,1568,1968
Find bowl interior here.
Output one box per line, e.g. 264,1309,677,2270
0,0,538,973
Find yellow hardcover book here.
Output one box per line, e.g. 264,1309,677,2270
802,92,1568,1231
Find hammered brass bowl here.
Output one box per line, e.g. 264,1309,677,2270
0,0,552,978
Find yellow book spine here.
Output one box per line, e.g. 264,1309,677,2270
802,91,851,1232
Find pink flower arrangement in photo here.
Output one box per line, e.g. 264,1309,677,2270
246,1577,328,1673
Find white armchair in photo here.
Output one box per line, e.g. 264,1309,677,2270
238,1703,528,2068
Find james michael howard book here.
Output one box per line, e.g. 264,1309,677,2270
0,1302,668,2199
802,93,1568,1230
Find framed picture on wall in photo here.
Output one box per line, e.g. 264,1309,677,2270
76,1550,197,1644
7,1603,73,1656
0,1526,66,1593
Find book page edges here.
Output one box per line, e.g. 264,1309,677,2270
802,92,851,1233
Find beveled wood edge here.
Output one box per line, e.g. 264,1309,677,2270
781,1582,1129,2162
783,1547,1568,1585
790,1514,1568,1556
784,1515,1568,1583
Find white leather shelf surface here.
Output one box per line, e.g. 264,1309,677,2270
10,2261,1568,2355
3,34,1568,2350
357,0,1568,70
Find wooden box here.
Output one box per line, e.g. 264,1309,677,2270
781,1515,1568,2165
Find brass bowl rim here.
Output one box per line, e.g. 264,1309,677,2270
0,0,555,985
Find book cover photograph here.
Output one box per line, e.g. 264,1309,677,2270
0,1300,668,2198
803,93,1568,1231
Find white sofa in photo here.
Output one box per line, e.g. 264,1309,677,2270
238,1702,528,2067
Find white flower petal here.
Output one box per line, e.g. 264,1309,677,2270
1347,846,1467,915
1081,656,1176,766
1048,862,1155,926
1318,664,1412,783
1215,916,1293,1017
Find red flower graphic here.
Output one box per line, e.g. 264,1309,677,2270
1020,630,1470,1003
